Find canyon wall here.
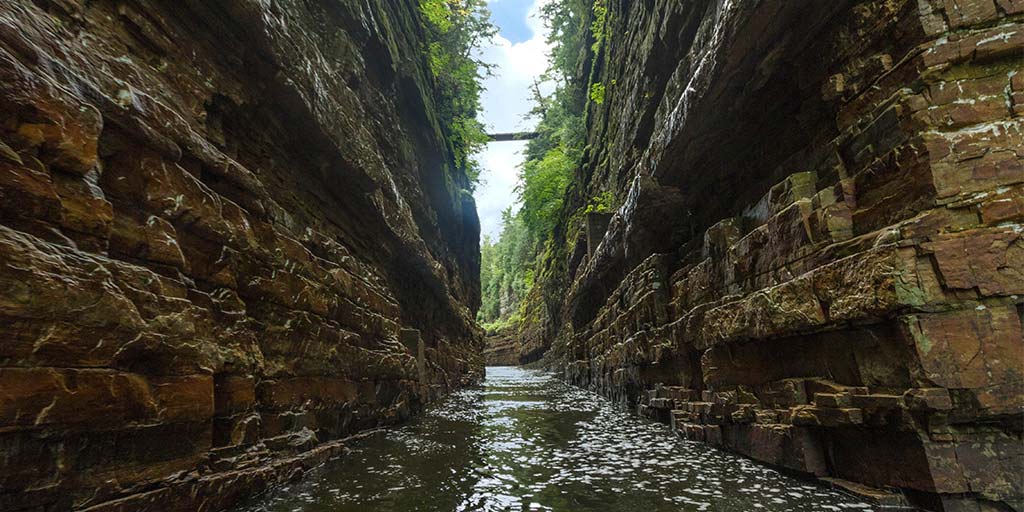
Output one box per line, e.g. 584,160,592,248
522,0,1024,510
0,1,483,510
483,329,520,366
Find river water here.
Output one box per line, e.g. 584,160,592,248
236,366,875,512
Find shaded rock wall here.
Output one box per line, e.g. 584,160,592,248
0,0,483,510
483,329,520,366
530,0,1023,509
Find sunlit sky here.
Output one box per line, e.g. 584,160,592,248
473,0,553,240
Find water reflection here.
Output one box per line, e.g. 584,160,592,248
235,367,873,512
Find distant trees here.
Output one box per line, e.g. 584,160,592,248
478,209,533,331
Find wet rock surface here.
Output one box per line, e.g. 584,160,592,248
235,367,875,512
512,0,1024,510
0,1,482,510
0,0,1020,510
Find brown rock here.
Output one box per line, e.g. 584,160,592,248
790,406,864,427
942,0,999,28
904,388,954,411
923,227,1024,297
904,306,1024,415
0,0,484,509
813,393,853,408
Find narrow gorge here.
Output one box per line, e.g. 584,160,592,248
0,0,1021,511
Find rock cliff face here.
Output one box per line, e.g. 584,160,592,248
0,1,482,510
522,0,1023,509
483,329,520,366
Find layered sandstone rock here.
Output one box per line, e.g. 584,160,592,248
528,0,1023,510
0,1,482,510
483,329,520,366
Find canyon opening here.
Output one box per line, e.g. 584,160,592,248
0,1,1021,511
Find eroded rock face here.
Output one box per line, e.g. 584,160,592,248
0,1,482,510
530,0,1023,509
483,329,520,366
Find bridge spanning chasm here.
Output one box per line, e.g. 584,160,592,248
486,131,540,141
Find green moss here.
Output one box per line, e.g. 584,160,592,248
584,191,614,214
589,82,606,104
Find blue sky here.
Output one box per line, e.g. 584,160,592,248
473,0,553,240
489,0,534,43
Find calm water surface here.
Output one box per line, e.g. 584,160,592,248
237,367,874,512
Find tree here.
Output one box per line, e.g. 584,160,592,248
419,0,495,188
477,0,594,330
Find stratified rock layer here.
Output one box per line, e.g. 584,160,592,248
483,329,520,366
526,0,1023,510
0,1,483,510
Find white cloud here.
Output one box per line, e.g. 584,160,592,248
473,0,554,239
475,140,527,242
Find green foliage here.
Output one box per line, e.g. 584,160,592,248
477,209,535,325
480,315,520,335
518,144,574,237
529,0,589,164
478,0,592,329
419,0,494,190
590,0,607,52
478,235,498,321
420,0,453,31
589,82,605,105
538,0,589,82
584,191,615,214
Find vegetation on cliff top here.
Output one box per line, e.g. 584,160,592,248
420,0,495,188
